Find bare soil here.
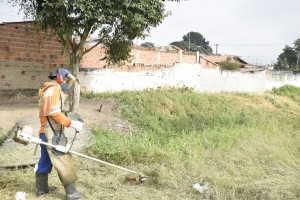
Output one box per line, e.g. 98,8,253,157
0,94,132,135
0,94,140,200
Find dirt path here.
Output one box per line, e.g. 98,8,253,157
0,95,138,199
0,95,133,165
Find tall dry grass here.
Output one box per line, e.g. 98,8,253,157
84,87,300,199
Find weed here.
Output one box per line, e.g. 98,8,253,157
0,128,5,146
83,87,300,199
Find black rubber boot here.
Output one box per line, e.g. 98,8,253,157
64,183,85,200
35,172,57,196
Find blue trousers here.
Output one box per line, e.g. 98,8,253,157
37,133,52,174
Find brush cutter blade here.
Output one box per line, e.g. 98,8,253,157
125,173,146,184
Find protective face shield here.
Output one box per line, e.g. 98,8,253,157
48,68,75,91
60,82,71,91
60,74,75,91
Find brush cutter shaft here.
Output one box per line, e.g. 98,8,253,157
37,141,136,174
14,126,138,174
70,150,136,174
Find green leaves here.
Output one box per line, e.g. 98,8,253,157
171,31,213,53
274,38,300,70
219,61,240,70
141,42,155,48
0,128,5,146
10,0,167,64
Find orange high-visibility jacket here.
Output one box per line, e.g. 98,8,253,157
38,81,71,133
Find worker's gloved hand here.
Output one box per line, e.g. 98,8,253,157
70,120,84,132
55,144,70,153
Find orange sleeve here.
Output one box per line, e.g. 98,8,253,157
39,116,47,133
39,113,71,134
50,112,72,127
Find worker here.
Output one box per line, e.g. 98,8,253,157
36,68,84,200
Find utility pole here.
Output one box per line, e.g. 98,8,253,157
214,44,219,55
188,31,190,52
297,51,299,70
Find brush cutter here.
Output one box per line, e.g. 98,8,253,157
12,124,146,183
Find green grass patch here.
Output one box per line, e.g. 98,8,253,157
83,87,300,199
0,128,5,146
270,85,300,104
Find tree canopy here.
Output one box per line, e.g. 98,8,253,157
274,39,300,71
10,0,179,111
141,42,155,48
10,0,167,64
170,41,202,52
170,31,212,54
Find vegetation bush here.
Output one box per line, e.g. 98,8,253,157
83,87,300,199
219,60,240,70
0,128,5,146
270,85,300,104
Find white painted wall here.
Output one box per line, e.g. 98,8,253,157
265,70,300,90
79,63,300,93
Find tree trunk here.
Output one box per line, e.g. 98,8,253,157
69,52,81,112
69,75,80,112
61,34,85,112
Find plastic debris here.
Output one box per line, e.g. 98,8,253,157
193,182,209,193
14,191,26,200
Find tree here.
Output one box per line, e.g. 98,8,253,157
170,41,205,53
274,39,300,71
10,0,182,111
170,31,212,54
182,31,212,53
141,42,155,48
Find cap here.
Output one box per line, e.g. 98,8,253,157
48,68,70,80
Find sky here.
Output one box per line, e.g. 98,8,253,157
1,0,299,65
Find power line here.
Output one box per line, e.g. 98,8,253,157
0,13,22,17
216,43,292,47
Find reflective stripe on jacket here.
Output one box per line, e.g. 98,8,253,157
38,81,71,133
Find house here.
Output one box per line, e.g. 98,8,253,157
199,56,219,68
201,55,248,68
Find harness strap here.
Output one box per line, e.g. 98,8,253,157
46,116,62,137
46,92,63,143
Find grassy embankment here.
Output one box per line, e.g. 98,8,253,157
0,128,5,146
84,85,300,199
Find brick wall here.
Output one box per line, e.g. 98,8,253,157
0,21,198,91
0,61,52,90
80,45,198,68
80,45,107,68
0,21,66,68
0,21,67,90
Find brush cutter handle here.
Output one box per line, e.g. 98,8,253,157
70,117,84,132
68,118,84,150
